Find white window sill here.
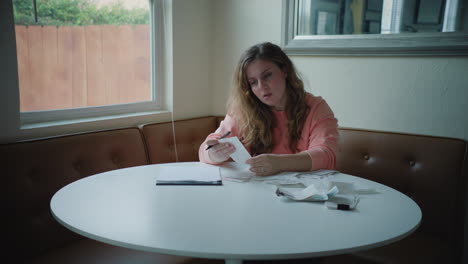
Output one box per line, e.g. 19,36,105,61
14,110,173,142
21,110,170,130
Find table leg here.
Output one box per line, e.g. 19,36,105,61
225,259,242,264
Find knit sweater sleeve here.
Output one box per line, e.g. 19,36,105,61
303,96,339,171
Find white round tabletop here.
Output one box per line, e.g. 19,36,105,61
51,162,421,263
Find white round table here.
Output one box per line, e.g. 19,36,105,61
51,162,421,264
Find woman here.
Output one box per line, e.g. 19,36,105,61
199,42,339,176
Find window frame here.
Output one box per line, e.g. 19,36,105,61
18,0,165,126
282,0,468,56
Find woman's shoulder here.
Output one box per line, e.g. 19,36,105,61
304,92,325,107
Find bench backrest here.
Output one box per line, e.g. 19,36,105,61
2,128,148,260
336,128,467,258
141,116,218,164
3,117,466,262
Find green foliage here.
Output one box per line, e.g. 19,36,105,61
13,0,150,26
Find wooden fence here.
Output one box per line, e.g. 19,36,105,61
15,25,151,112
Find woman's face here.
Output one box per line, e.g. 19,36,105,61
246,59,287,111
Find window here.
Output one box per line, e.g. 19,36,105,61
12,0,165,125
283,0,468,56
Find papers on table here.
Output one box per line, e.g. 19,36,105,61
252,170,338,185
221,166,376,211
276,184,339,201
274,178,365,210
156,164,222,185
223,168,338,184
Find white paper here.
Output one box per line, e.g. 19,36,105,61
251,170,338,186
219,136,251,165
276,184,339,201
220,161,255,182
157,164,221,182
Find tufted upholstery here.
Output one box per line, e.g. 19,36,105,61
2,117,467,264
321,128,467,264
141,116,218,164
3,128,149,262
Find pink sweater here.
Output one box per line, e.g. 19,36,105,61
199,93,339,170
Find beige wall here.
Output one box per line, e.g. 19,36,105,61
172,0,213,119
294,56,468,140
211,0,283,115
211,0,468,141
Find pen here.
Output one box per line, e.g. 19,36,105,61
206,131,231,150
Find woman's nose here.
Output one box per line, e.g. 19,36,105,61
258,80,268,90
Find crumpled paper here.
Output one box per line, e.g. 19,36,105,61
276,184,339,201
221,164,376,209
223,169,338,183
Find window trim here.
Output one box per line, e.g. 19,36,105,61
19,0,165,126
282,0,468,56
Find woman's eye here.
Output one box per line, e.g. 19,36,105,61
263,72,272,79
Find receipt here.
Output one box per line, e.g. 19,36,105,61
276,184,339,201
252,170,339,186
219,136,251,165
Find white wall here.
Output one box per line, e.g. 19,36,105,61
212,0,468,142
294,56,468,140
172,0,213,119
212,0,283,115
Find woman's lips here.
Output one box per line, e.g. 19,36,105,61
263,93,272,99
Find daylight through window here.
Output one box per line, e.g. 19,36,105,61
13,0,152,112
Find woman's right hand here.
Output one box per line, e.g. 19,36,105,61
206,140,236,164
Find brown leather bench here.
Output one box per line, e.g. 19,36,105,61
2,117,220,264
141,117,220,163
2,117,466,263
321,128,467,264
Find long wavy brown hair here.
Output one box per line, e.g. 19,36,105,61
227,42,310,156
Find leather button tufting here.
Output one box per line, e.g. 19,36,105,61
409,161,415,166
363,154,370,160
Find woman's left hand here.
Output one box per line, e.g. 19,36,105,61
246,154,282,176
